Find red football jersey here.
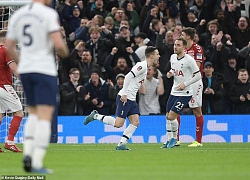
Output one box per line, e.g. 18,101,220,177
0,45,14,88
184,42,204,75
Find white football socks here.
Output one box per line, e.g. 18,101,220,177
118,124,137,146
171,119,178,139
32,120,51,169
167,120,173,141
23,114,38,157
94,114,116,127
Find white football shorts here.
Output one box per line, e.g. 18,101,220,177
188,80,203,108
0,85,22,113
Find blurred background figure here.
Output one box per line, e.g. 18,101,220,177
139,66,164,115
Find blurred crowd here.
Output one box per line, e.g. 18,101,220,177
1,0,250,115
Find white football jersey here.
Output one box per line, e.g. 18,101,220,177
7,2,60,76
118,60,147,101
170,54,199,96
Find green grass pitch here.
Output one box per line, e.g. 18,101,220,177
1,143,250,180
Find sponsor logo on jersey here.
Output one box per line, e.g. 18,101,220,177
196,53,203,60
137,66,142,71
174,69,184,77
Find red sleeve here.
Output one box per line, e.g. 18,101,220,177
193,44,204,63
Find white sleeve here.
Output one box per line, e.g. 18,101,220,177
184,71,201,87
121,71,134,95
47,10,60,33
131,62,144,76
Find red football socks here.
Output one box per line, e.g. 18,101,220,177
7,116,22,141
176,115,181,141
196,115,204,143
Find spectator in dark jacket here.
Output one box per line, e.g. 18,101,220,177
69,46,103,85
202,62,226,114
69,17,89,42
114,25,140,68
63,5,81,37
198,19,225,50
85,26,115,69
155,28,174,74
208,35,231,68
225,14,250,50
230,69,250,114
59,68,90,115
155,0,179,20
214,9,228,34
192,0,217,23
104,47,138,83
89,0,108,19
142,7,162,45
223,0,241,26
222,53,239,113
84,69,113,115
180,3,200,29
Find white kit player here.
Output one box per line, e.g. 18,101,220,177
6,0,69,174
84,46,160,150
161,38,201,148
179,27,205,147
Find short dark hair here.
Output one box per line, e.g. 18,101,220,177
145,46,157,58
69,68,79,74
175,38,187,46
182,27,196,40
162,16,170,25
151,19,160,28
82,49,91,54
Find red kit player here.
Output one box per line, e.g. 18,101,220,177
179,27,204,147
0,30,23,152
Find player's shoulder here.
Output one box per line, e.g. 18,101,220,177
135,60,147,68
32,3,57,17
185,53,195,61
40,3,57,13
170,54,177,59
193,42,203,52
10,5,26,18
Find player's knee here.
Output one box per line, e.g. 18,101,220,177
193,108,202,117
14,110,24,118
132,121,139,127
114,121,124,128
167,114,175,121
